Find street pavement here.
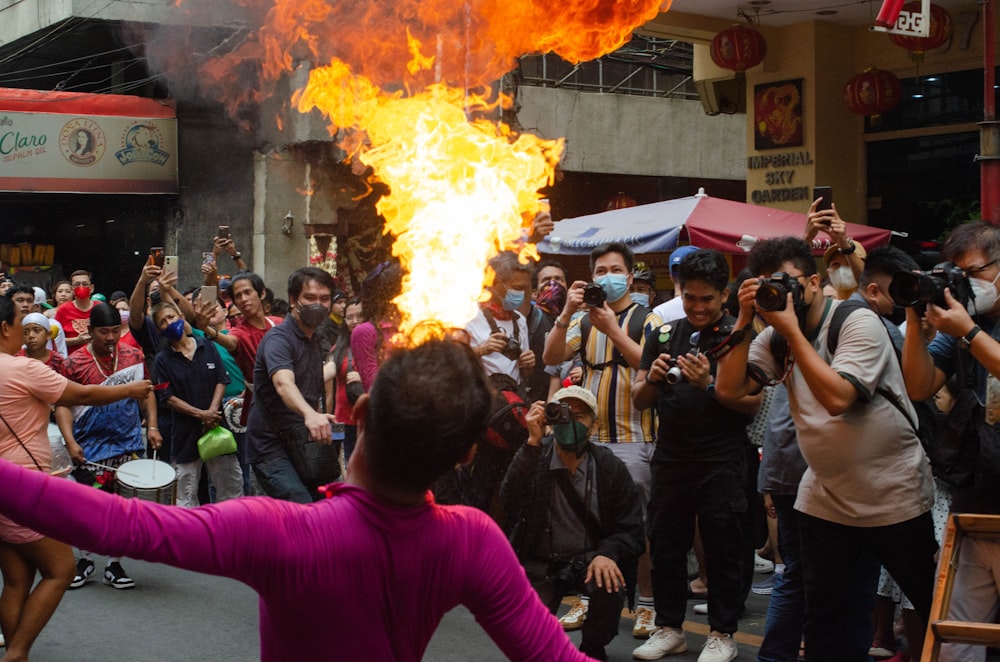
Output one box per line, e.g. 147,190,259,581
25,557,771,661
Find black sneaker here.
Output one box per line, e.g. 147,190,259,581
103,562,136,590
69,557,95,589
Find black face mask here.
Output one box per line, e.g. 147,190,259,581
297,303,330,328
885,304,906,326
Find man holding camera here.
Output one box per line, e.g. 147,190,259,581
900,220,1000,662
715,237,936,662
631,249,760,662
467,251,534,387
543,242,661,636
501,385,643,662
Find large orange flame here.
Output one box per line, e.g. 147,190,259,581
178,0,671,335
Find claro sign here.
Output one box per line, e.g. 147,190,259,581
0,88,177,194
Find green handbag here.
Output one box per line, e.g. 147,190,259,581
197,425,237,461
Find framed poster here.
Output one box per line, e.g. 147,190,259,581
754,79,804,151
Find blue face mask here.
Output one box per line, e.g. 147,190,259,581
595,274,630,303
503,288,525,311
162,318,186,342
630,292,650,307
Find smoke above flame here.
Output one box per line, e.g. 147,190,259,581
174,0,670,334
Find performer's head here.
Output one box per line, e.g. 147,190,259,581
352,338,492,494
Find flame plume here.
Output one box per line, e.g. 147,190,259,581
178,0,671,335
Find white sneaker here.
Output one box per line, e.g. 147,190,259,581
633,627,687,660
692,602,708,615
697,633,738,662
559,600,588,631
754,552,774,574
632,606,657,638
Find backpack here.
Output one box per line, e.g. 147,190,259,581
578,303,650,372
431,369,529,524
769,299,945,476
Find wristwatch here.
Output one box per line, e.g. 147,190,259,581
960,325,982,350
837,240,857,255
231,252,242,260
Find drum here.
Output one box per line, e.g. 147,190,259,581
114,459,177,505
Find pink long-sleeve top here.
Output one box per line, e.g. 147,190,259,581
0,461,593,662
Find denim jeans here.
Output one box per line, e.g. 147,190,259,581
252,455,313,504
757,494,803,662
798,511,937,662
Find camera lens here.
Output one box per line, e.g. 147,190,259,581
544,402,563,420
755,282,787,312
888,271,922,307
583,284,607,307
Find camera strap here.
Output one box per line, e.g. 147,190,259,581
579,303,648,371
553,453,600,551
481,307,520,344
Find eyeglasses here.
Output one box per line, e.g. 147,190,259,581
965,259,998,276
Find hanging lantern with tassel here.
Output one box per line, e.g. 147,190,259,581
889,2,952,62
843,68,903,122
710,24,767,75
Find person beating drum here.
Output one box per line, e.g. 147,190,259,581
0,297,152,661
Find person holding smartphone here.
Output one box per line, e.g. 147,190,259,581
802,195,866,299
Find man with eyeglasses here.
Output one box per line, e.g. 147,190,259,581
715,236,936,662
900,221,1000,662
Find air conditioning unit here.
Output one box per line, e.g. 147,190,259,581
695,77,746,116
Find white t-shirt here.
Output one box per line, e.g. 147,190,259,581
653,296,684,325
466,308,529,382
748,299,933,527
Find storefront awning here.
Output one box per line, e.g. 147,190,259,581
0,88,178,194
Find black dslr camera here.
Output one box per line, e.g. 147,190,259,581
544,402,573,425
582,283,607,307
500,334,522,361
548,554,589,593
889,262,973,312
756,272,803,312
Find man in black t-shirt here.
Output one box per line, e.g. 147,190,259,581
246,267,339,503
631,249,761,662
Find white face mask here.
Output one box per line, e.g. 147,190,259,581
969,271,1000,314
828,266,857,292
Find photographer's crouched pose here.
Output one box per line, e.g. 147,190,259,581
501,386,644,662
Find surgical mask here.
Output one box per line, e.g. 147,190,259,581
552,420,591,458
630,292,650,307
161,318,186,342
119,310,130,325
969,272,1000,315
828,267,857,292
502,288,525,311
73,286,91,300
297,303,330,328
595,274,629,303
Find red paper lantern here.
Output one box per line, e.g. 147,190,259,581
710,24,767,74
889,2,952,60
843,68,903,117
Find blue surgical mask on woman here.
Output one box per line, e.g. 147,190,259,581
595,274,629,303
503,288,525,311
162,318,186,342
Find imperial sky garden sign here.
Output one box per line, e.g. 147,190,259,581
0,88,177,194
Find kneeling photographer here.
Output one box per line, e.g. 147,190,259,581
899,221,1000,662
500,386,643,662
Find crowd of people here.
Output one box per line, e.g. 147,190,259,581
0,199,998,662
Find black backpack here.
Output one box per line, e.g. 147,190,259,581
432,371,529,525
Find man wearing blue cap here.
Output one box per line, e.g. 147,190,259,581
652,245,699,326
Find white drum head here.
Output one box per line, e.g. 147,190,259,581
116,459,176,489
